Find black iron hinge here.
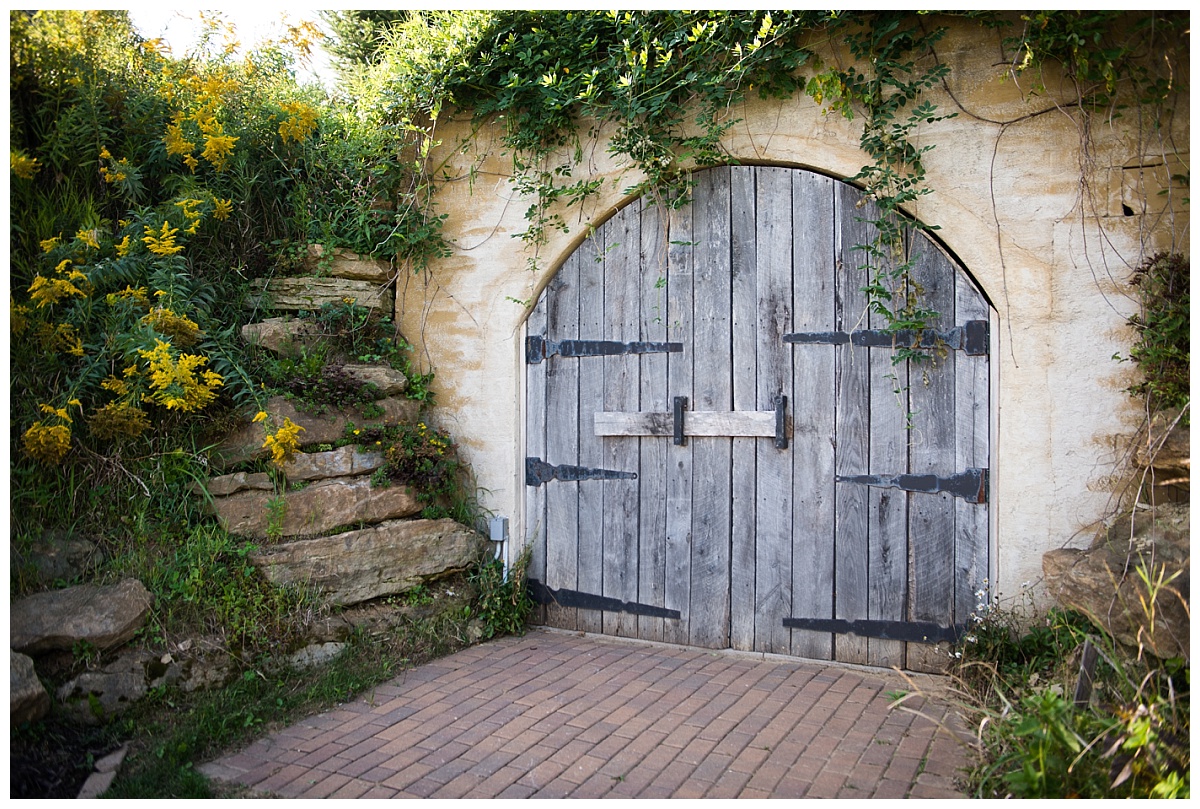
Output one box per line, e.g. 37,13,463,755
783,320,988,356
526,335,683,364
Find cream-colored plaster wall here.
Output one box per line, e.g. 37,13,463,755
395,18,1187,609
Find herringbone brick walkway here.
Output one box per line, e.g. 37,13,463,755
199,628,975,798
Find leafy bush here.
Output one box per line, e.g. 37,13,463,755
1125,252,1189,418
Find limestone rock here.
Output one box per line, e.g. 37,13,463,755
241,317,325,356
1043,503,1189,660
11,579,153,655
288,642,347,671
205,471,273,497
340,363,409,396
23,531,101,585
281,446,386,481
249,518,486,606
246,276,393,315
11,652,50,725
210,395,420,468
305,244,394,283
211,478,421,539
56,652,153,724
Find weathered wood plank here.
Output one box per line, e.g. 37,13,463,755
906,232,958,674
602,205,642,638
594,410,777,437
730,165,758,652
754,166,794,655
833,182,872,666
789,169,836,661
638,198,669,642
544,248,580,630
689,167,733,649
664,201,695,646
954,256,990,628
867,240,908,670
525,285,549,625
575,220,606,634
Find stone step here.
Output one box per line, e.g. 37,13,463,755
249,518,486,606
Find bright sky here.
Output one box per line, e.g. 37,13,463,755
127,8,336,89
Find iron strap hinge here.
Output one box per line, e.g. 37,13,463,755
528,579,681,619
525,457,637,487
783,319,989,356
526,335,683,364
782,616,967,644
836,468,988,504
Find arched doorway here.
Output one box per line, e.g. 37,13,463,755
524,165,990,671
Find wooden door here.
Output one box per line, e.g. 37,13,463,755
525,166,990,671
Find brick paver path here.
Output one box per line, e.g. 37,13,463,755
199,629,976,798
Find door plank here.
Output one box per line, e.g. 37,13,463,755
789,170,836,661
664,202,695,646
638,198,670,642
575,222,606,634
906,233,958,673
730,166,758,652
833,182,872,666
955,259,990,628
602,205,642,638
525,290,549,625
689,167,733,649
754,166,795,654
544,249,580,630
594,410,776,437
866,239,909,670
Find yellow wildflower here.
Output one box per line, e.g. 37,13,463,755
182,154,199,173
89,401,151,440
101,375,131,396
40,236,61,253
163,122,195,157
278,101,319,144
175,198,203,220
137,339,223,412
99,146,112,160
23,421,71,464
141,306,202,346
11,298,31,335
11,151,41,180
213,198,233,221
106,285,148,307
201,132,238,172
28,275,86,308
262,417,305,468
115,235,132,257
39,402,72,423
76,228,100,249
253,410,269,423
142,222,184,256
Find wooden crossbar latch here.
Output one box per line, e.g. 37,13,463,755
595,395,789,449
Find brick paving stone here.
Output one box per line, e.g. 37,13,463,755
199,629,970,800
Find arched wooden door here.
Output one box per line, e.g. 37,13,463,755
524,165,990,671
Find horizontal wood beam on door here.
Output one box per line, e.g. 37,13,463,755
594,411,784,438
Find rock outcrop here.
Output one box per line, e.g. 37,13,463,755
246,276,394,315
1043,503,1190,661
211,477,422,539
249,518,486,606
11,652,50,725
11,579,153,655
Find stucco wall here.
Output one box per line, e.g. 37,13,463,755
395,17,1188,609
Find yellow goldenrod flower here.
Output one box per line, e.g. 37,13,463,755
253,410,269,423
99,146,112,160
262,417,305,468
141,306,202,346
142,221,184,256
11,151,41,180
213,198,233,221
201,132,238,172
28,275,86,308
89,401,151,440
163,122,195,157
182,154,199,173
39,402,73,423
23,421,71,464
115,234,132,257
101,376,131,396
137,339,223,411
40,236,61,253
278,101,319,144
11,298,31,335
76,228,100,250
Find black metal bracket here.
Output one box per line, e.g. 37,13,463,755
782,616,966,644
525,457,638,487
527,335,684,364
773,394,788,449
528,579,681,619
783,319,989,356
672,396,688,446
836,468,988,504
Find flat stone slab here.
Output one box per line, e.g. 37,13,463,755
11,579,153,655
281,446,386,481
211,477,422,539
211,395,420,468
10,652,50,725
246,276,393,315
305,244,395,283
249,518,486,606
241,317,325,356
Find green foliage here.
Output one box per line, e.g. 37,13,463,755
470,545,534,640
348,420,470,521
1124,253,1189,418
956,597,1190,798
